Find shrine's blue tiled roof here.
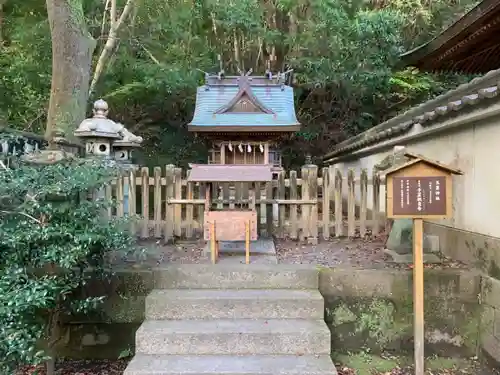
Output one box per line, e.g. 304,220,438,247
188,76,300,130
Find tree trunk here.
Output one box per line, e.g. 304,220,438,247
45,0,96,144
88,0,135,97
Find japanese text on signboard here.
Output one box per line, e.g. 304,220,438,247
392,176,446,216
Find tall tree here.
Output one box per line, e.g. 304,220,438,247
45,0,96,144
89,0,136,97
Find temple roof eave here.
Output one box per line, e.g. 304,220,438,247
400,0,500,73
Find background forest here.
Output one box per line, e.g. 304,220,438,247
0,0,479,168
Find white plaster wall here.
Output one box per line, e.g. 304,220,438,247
330,109,500,238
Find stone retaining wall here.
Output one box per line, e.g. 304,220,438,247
425,221,500,363
57,266,499,364
319,268,481,357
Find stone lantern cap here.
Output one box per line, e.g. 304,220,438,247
74,99,124,139
113,126,143,148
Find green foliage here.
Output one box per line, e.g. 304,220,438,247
0,1,51,133
0,0,480,167
0,152,135,373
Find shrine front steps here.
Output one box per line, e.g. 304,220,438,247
146,289,324,320
153,263,318,289
124,355,335,375
123,264,337,375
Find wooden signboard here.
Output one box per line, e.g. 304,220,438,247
384,152,462,375
204,211,258,241
385,153,461,220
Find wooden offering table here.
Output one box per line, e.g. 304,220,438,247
187,164,273,264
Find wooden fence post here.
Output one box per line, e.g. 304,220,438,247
173,167,183,238
289,170,298,240
105,182,112,219
265,180,273,237
372,171,381,236
128,168,137,235
116,174,124,218
322,167,330,240
140,167,149,239
254,182,262,234
301,164,318,244
185,170,194,239
347,169,355,237
334,169,343,237
153,166,162,238
359,169,368,237
164,165,175,243
300,166,309,242
197,182,205,237
277,170,286,239
309,165,318,244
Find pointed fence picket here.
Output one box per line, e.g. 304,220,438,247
105,165,385,243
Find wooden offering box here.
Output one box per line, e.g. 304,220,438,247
204,211,257,241
384,152,463,220
187,164,273,263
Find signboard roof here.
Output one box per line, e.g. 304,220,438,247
383,153,463,176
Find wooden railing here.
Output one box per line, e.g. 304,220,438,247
107,165,386,243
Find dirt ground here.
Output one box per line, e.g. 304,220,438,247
17,359,129,375
17,356,499,375
275,236,468,270
109,236,467,271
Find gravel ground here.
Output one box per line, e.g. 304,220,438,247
275,236,468,270
108,239,207,268
337,361,499,375
17,359,129,374
108,236,468,270
17,357,498,375
276,237,389,268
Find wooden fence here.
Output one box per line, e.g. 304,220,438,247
107,165,386,243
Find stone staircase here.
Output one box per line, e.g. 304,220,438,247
124,264,337,375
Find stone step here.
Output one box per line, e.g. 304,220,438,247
154,264,318,289
124,354,337,375
202,239,276,256
136,319,330,355
145,289,324,320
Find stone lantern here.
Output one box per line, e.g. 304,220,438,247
112,126,143,165
74,99,124,158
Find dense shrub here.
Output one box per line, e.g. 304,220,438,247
0,151,135,374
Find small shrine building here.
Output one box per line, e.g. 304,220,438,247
188,71,300,168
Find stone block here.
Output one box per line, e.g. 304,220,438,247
319,268,406,298
145,289,324,320
481,332,500,364
424,222,500,279
323,293,480,356
482,276,500,309
58,322,140,359
102,295,146,323
124,354,337,375
135,319,330,355
155,264,319,290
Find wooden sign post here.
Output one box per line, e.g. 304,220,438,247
384,152,462,375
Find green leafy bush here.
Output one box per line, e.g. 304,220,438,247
0,153,135,374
